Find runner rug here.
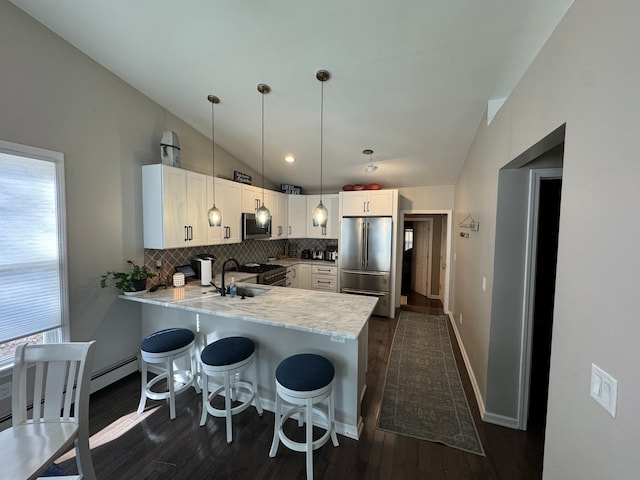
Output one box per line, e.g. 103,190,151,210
378,312,485,456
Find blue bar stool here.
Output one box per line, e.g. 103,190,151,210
199,336,263,443
138,328,200,420
269,353,339,480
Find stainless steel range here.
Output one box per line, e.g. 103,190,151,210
237,263,286,286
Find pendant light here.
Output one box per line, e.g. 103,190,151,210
255,83,271,228
312,69,330,227
207,95,222,227
364,148,377,172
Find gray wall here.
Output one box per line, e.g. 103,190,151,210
0,1,268,376
452,2,640,477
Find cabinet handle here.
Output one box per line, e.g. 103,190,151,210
184,225,189,242
317,280,331,284
363,201,366,213
288,226,291,235
367,201,370,212
318,268,331,272
188,225,193,241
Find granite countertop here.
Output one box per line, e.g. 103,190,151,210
270,258,338,268
120,283,376,339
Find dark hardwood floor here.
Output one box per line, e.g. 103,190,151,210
59,291,544,479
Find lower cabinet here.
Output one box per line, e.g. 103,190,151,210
311,265,338,292
287,264,311,289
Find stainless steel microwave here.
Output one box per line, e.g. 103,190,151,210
242,212,271,240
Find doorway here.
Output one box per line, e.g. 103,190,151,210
401,213,449,312
525,175,562,432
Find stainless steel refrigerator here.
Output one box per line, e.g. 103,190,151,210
340,216,393,317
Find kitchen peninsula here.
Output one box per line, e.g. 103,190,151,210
121,283,377,439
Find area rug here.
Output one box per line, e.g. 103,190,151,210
378,312,485,456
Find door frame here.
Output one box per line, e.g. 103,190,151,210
518,167,563,429
399,210,452,313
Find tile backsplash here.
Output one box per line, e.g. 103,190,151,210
145,238,337,286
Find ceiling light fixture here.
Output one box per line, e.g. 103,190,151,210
312,69,330,228
255,83,271,228
207,95,222,227
284,155,295,163
364,148,377,172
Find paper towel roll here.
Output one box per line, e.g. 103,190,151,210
199,259,212,286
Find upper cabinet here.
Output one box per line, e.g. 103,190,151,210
207,177,242,245
142,164,209,249
340,189,396,216
287,194,307,238
306,194,339,239
275,192,288,239
242,184,263,214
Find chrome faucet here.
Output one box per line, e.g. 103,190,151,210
218,258,240,296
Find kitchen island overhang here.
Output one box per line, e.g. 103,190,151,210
120,283,377,439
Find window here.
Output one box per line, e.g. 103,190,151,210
0,140,68,366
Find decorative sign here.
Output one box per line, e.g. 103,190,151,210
234,171,252,185
281,183,302,194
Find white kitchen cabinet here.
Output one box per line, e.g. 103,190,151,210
275,192,288,239
306,194,339,238
340,189,395,216
207,177,242,244
242,184,265,213
263,189,279,238
288,263,310,289
287,194,307,238
142,164,209,249
311,264,338,292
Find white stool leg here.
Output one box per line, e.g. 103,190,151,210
168,356,176,420
199,371,209,427
269,392,281,457
191,346,201,394
306,397,314,480
250,361,263,415
224,370,233,443
329,390,339,447
137,358,148,414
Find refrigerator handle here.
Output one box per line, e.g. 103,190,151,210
364,221,369,269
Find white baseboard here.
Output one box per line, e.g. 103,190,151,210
447,312,486,419
482,411,519,429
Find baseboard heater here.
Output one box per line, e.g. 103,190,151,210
89,355,139,394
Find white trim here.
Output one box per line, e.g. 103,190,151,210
517,167,563,429
399,209,452,313
482,411,519,429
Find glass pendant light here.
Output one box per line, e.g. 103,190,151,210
312,70,330,227
364,148,377,172
207,95,222,227
255,84,271,228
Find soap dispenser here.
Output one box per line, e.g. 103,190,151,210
229,277,236,298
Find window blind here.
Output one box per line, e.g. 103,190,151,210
0,149,65,343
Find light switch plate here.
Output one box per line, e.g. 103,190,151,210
590,363,618,417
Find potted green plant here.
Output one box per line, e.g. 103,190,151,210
101,260,155,294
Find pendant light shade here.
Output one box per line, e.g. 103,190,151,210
256,83,271,228
207,95,222,227
312,69,330,228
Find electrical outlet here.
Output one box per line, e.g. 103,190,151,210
0,382,11,400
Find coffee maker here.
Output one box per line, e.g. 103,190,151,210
191,254,215,285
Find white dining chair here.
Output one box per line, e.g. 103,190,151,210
0,341,97,480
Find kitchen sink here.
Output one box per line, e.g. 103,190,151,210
236,286,268,297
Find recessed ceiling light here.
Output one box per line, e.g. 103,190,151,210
284,155,295,163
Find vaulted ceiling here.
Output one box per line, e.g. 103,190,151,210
10,0,573,192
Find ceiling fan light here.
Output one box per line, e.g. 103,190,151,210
365,163,378,172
